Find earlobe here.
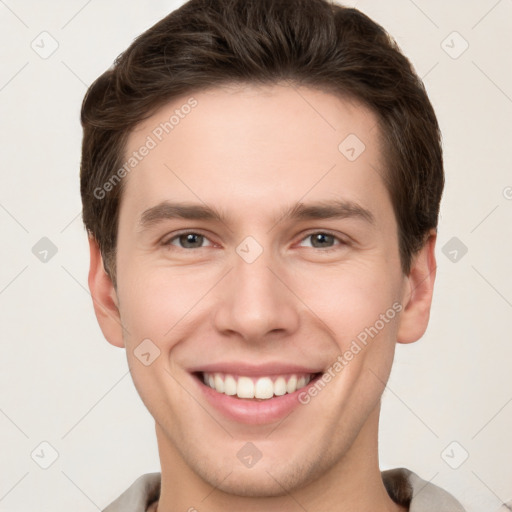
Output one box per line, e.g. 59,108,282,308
396,230,437,344
87,235,125,348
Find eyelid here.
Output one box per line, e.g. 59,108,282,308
296,230,349,248
162,229,216,248
161,229,350,250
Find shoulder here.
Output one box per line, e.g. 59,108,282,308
382,467,466,511
102,473,161,512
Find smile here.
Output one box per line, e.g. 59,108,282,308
191,363,323,424
201,372,316,399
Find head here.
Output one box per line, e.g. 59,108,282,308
81,0,442,499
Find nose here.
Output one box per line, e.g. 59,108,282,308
212,246,300,343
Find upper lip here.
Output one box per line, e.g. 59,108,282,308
189,362,323,376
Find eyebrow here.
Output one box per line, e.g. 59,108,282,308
137,198,375,231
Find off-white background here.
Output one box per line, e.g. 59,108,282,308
0,1,511,511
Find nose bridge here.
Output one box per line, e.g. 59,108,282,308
236,250,276,304
213,240,299,340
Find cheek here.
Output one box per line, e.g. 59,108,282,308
289,260,401,342
117,263,212,346
117,268,199,424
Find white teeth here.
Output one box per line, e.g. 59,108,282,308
274,377,287,396
286,375,298,394
214,374,224,393
237,377,254,399
202,372,314,399
224,375,237,395
254,377,274,399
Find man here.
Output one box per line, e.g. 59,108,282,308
80,0,466,510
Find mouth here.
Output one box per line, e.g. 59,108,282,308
189,362,324,424
196,371,321,400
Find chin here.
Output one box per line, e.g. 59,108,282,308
208,466,306,498
192,451,326,498
217,477,290,498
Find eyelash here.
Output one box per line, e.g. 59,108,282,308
299,232,347,252
162,230,348,252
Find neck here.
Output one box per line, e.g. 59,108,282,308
153,405,404,512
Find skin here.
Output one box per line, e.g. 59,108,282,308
88,83,437,512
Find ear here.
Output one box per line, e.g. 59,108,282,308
87,235,125,348
397,230,437,344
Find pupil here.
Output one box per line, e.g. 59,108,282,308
313,233,332,247
181,233,202,248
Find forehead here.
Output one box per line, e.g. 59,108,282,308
120,83,388,226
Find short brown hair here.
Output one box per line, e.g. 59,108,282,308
80,0,443,287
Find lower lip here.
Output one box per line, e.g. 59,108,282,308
194,374,320,425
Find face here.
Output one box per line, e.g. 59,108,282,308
91,83,434,497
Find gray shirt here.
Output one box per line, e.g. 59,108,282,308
102,468,468,511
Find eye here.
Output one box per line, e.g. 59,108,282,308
163,232,214,249
298,232,345,250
